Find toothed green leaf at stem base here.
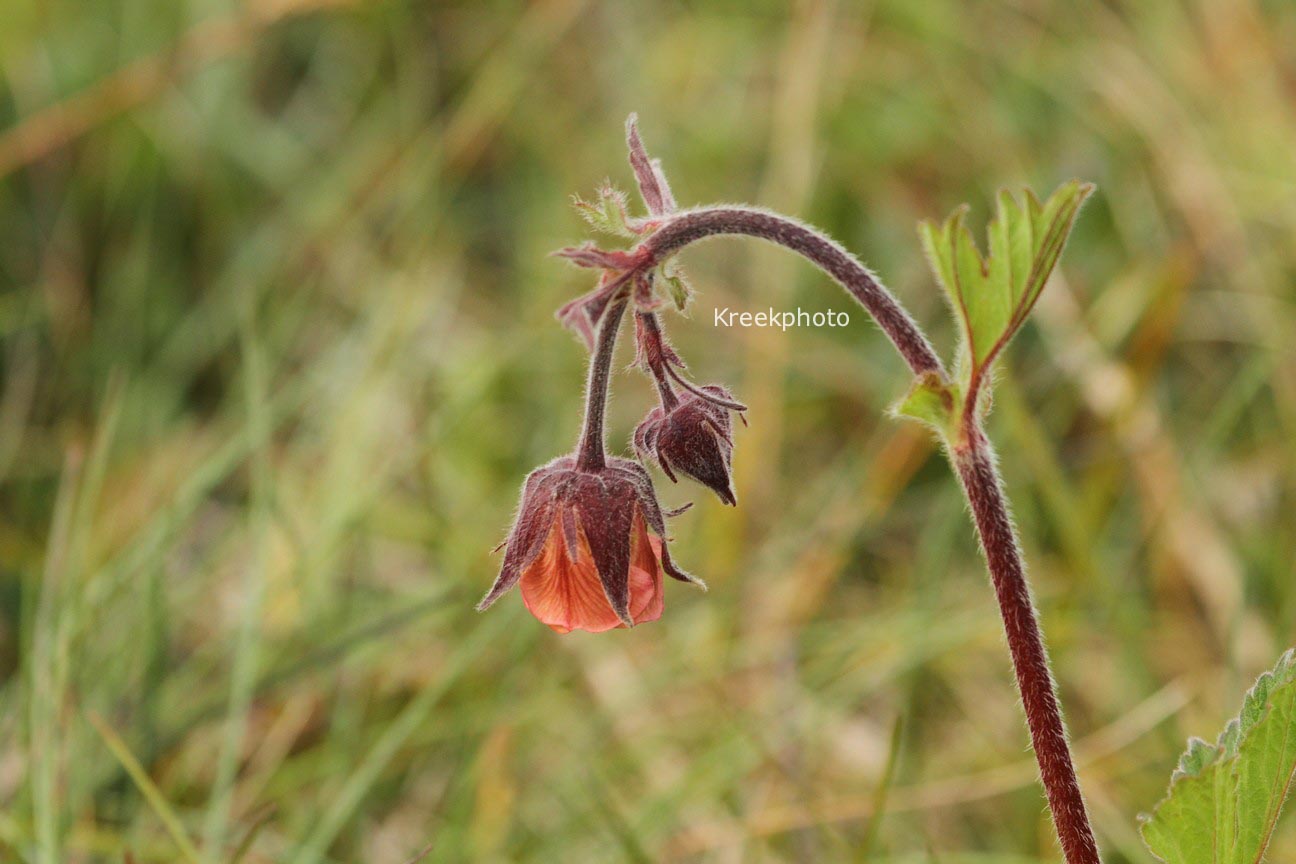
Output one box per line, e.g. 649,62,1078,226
918,180,1094,403
1139,648,1296,864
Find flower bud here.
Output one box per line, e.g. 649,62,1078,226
478,456,702,633
635,385,742,506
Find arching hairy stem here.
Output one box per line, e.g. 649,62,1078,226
633,205,1100,863
643,206,946,379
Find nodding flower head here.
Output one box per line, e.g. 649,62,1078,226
477,455,702,634
479,115,733,633
635,385,745,506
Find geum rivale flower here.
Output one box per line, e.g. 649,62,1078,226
476,456,701,634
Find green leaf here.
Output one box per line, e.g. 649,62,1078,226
1140,648,1296,864
889,372,958,435
572,182,637,238
918,181,1094,394
661,261,693,311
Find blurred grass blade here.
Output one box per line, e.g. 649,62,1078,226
400,840,436,864
228,805,276,864
0,0,357,180
26,382,124,864
585,765,655,864
26,449,80,864
88,711,202,864
200,311,275,860
288,614,511,864
857,713,905,861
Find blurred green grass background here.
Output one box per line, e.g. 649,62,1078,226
1,0,1295,861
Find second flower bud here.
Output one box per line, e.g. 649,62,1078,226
635,385,743,506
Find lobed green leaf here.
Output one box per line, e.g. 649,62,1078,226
1140,649,1296,864
919,180,1094,396
573,182,638,238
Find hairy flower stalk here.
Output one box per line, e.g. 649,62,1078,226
575,297,629,472
481,115,1100,861
479,289,705,633
636,312,680,411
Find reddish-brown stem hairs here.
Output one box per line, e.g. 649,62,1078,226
954,430,1100,864
637,312,681,412
635,208,1099,862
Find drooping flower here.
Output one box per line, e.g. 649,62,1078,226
478,114,724,633
635,385,744,506
477,455,701,633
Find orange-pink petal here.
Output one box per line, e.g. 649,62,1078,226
626,509,664,625
519,508,666,634
520,517,622,634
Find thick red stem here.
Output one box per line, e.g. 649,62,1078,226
954,430,1100,864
